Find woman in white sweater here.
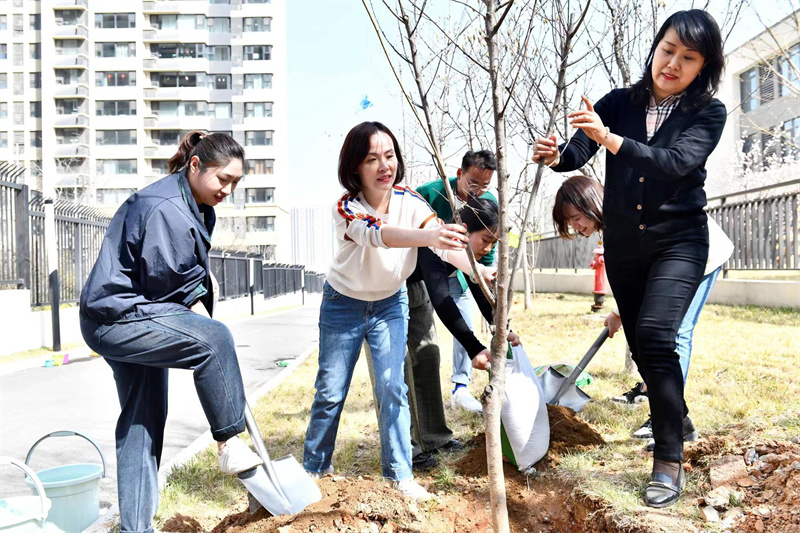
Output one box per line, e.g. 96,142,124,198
303,121,471,501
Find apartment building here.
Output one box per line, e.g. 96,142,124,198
0,0,289,261
707,10,800,194
290,205,334,274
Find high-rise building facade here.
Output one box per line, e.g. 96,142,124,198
290,205,334,274
0,0,289,260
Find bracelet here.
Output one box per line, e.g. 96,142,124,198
597,127,610,147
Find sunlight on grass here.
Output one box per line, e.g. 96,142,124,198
156,291,799,529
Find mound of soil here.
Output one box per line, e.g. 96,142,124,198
733,440,800,533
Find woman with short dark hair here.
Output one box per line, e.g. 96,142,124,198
302,121,472,502
535,10,727,507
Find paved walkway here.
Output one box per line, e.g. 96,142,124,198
0,297,322,509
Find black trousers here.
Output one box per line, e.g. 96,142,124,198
605,225,708,462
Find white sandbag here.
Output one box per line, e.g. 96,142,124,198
501,344,550,471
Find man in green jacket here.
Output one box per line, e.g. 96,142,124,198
415,150,497,414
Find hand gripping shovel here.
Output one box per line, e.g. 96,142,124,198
541,327,609,412
237,403,321,515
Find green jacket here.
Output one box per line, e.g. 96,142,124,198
416,177,497,291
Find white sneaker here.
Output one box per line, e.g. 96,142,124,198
451,387,483,414
390,479,432,502
218,436,262,475
305,466,334,479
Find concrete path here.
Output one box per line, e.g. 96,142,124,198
0,297,322,510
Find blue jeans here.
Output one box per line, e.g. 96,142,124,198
448,275,474,386
676,267,721,383
80,312,247,533
303,282,412,481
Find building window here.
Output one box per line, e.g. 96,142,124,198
246,188,274,204
208,102,232,118
207,17,230,33
149,14,206,30
151,101,205,116
54,39,82,56
0,74,7,89
29,72,41,89
13,43,23,66
96,188,137,206
31,160,42,177
0,103,6,118
57,99,81,115
95,42,136,58
55,69,82,85
247,216,275,232
759,63,776,103
30,101,41,118
96,100,136,116
96,130,137,145
244,74,273,90
243,17,271,32
209,46,230,61
0,44,6,60
29,43,41,60
0,132,7,148
244,45,272,61
96,71,136,87
152,130,185,146
150,159,170,175
248,159,274,174
740,67,758,113
55,10,82,26
245,131,273,146
245,102,273,118
779,44,800,98
98,159,137,175
244,0,272,3
29,14,40,30
782,117,800,161
0,15,6,31
95,13,135,29
30,130,42,147
56,129,85,144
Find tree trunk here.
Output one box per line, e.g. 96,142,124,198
483,1,511,532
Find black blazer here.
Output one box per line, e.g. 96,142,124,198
553,88,727,238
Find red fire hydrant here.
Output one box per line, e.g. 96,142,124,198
589,243,606,312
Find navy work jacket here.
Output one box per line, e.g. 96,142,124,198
80,170,215,324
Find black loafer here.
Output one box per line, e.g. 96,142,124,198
644,464,685,508
412,451,437,471
435,439,465,454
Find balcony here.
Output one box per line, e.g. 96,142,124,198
54,54,89,69
143,86,211,101
142,56,210,73
144,145,178,158
54,144,89,157
54,173,89,188
53,25,89,40
143,1,209,14
53,0,88,10
144,114,213,130
54,114,89,128
54,84,89,98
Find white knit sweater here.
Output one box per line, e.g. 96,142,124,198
326,186,448,301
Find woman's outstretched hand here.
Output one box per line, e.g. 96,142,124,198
428,223,468,251
533,135,560,166
569,95,608,144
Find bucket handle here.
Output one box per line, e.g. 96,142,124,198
25,431,107,478
1,456,49,523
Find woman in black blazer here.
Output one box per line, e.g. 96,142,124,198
534,10,726,508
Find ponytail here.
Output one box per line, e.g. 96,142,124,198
167,131,247,175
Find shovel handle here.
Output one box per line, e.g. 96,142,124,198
551,327,609,404
243,403,291,505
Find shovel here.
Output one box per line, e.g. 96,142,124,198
541,327,609,412
238,403,321,515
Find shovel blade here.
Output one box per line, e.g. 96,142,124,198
239,455,321,516
540,368,591,412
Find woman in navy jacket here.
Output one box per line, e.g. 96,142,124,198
80,132,262,533
534,10,726,507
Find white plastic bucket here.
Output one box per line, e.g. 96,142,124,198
0,457,53,533
23,432,106,533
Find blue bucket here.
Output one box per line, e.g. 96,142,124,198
23,432,106,533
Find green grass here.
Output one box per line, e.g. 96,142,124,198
154,292,800,530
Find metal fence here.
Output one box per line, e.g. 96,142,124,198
531,180,800,271
1,162,325,308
